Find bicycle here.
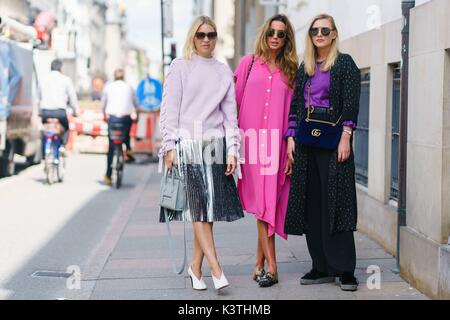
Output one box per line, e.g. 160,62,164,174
43,118,66,185
109,121,127,189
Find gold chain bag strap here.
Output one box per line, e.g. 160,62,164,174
296,79,343,150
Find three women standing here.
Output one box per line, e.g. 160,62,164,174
160,12,361,293
284,14,361,291
235,14,298,288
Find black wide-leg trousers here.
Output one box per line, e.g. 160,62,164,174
305,146,356,276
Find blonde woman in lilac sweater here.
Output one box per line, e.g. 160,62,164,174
159,16,244,291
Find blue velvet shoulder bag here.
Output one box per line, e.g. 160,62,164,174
296,80,343,150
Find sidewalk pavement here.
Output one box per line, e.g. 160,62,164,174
72,162,429,300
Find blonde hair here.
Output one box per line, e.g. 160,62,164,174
304,14,340,77
254,14,299,88
183,16,217,60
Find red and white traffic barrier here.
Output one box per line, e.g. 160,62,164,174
131,111,160,156
71,109,108,137
67,106,161,155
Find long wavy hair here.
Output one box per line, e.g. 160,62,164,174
304,14,340,76
183,16,217,60
254,14,299,88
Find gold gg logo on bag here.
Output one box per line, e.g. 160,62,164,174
311,129,322,137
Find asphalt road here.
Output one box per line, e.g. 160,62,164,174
0,153,152,300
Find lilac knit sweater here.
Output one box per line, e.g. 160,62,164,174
159,54,240,158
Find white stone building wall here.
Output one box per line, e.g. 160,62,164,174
212,0,235,65
283,0,431,53
281,0,450,299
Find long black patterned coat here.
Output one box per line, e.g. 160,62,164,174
284,53,361,236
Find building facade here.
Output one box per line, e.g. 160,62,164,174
281,0,449,299
211,0,235,66
30,0,138,95
232,0,279,69
0,0,30,23
104,0,128,82
40,0,109,95
193,0,213,16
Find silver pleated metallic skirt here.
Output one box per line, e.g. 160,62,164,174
160,137,244,223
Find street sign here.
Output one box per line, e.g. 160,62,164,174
136,77,163,112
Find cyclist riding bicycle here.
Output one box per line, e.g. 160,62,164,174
39,59,79,157
102,69,139,186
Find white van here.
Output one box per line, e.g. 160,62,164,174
0,39,42,177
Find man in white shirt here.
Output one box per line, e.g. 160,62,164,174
102,69,138,185
39,59,79,148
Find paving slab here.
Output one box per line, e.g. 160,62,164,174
87,164,430,300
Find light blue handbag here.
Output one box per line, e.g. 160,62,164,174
160,167,187,212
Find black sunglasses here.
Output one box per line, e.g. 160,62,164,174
195,32,218,40
266,29,286,39
309,27,335,37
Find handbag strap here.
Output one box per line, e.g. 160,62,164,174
164,209,187,275
244,54,255,90
306,78,342,126
165,168,174,185
306,79,312,120
163,166,187,276
237,55,256,116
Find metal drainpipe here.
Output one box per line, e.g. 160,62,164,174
395,0,415,273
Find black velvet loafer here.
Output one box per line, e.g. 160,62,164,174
337,273,359,292
300,269,336,285
253,268,265,283
259,272,279,288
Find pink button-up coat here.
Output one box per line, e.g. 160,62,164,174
235,55,294,240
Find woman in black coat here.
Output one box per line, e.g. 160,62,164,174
284,14,361,291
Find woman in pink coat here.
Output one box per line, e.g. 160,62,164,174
234,14,299,287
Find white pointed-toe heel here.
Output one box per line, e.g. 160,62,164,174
188,266,207,291
212,271,229,290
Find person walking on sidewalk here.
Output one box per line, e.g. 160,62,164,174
102,69,138,186
159,16,244,291
234,14,298,288
284,14,361,292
